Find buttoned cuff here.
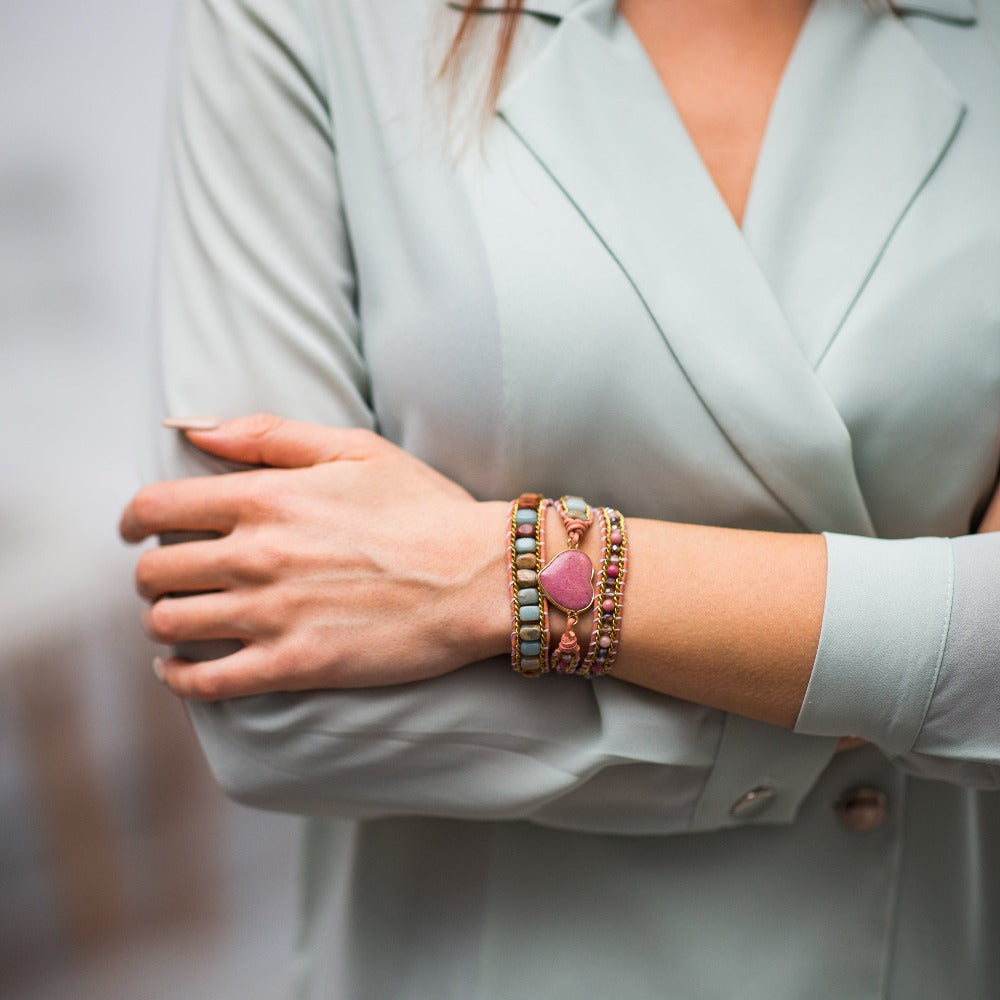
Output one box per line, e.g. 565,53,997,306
690,714,838,830
795,533,954,755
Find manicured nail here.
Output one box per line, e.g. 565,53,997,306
152,656,166,682
163,416,224,431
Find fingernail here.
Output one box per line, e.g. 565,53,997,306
163,416,224,432
152,656,166,682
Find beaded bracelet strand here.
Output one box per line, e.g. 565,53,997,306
508,493,550,676
540,496,597,674
572,506,608,677
580,507,628,677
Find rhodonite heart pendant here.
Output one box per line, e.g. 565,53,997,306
538,549,595,613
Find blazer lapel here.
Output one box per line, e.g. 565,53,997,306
742,0,967,367
497,0,877,534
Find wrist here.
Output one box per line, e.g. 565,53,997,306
455,500,512,663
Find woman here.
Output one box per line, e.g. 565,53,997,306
121,0,1000,996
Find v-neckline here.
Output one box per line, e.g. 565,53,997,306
617,0,820,233
496,0,962,533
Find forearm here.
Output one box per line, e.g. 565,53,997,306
485,508,825,728
130,415,998,802
486,505,999,787
608,520,824,728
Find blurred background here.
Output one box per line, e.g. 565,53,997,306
1,2,298,996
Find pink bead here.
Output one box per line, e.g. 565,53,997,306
516,523,535,537
609,530,622,545
602,598,616,613
606,563,619,579
598,635,612,649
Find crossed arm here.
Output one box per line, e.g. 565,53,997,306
126,0,1000,814
120,412,827,730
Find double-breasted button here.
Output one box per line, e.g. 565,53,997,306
729,785,777,819
836,786,888,832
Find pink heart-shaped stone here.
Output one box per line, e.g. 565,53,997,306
538,549,595,613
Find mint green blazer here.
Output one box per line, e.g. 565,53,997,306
151,0,1000,995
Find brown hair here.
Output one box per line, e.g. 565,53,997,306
439,1,525,109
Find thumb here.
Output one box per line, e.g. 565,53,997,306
164,413,382,468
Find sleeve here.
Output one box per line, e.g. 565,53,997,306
154,0,841,834
795,531,1000,789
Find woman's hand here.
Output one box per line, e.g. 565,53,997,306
120,414,510,699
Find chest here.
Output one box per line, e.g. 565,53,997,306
321,0,1000,536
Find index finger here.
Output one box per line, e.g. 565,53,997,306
119,475,241,543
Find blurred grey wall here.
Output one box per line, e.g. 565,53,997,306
1,3,297,997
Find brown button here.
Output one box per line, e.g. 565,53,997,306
729,786,777,819
836,786,888,832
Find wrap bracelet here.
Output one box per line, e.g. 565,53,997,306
507,494,628,678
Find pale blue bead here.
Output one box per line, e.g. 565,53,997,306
564,495,588,513
515,537,535,554
518,587,539,605
515,508,538,525
520,605,540,622
520,641,541,656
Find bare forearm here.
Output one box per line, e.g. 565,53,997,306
488,508,826,729
609,520,824,727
